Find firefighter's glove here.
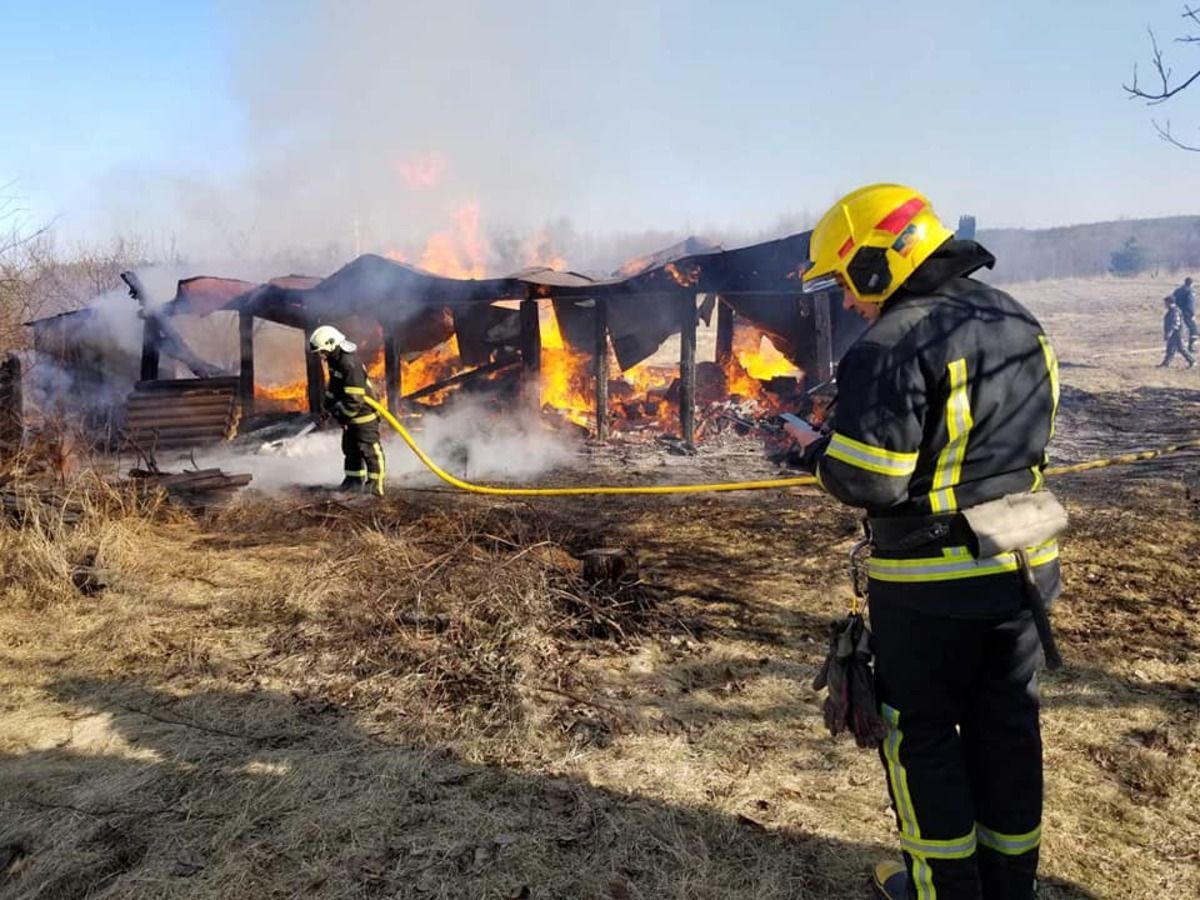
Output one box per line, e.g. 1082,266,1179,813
766,446,807,470
811,613,887,749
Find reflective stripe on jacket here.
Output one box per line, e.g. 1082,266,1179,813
803,241,1059,518
326,349,379,425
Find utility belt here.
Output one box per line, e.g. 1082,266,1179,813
864,491,1069,669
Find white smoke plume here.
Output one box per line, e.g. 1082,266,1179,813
77,1,812,273
190,396,577,493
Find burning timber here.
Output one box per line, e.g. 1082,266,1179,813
26,231,864,459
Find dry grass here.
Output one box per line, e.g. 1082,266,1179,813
1,277,1198,899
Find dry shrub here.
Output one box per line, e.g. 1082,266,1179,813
0,470,176,611
238,496,684,743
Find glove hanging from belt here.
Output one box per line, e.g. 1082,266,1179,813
812,611,887,749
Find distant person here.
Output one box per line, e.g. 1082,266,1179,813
1159,295,1195,369
1172,276,1197,352
308,325,387,495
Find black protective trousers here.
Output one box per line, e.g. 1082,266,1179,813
341,419,386,495
869,596,1043,900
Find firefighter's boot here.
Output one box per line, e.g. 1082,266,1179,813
870,861,909,900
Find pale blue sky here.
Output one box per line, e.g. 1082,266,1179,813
3,0,1199,257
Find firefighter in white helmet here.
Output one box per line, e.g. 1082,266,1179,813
308,325,386,496
788,184,1065,900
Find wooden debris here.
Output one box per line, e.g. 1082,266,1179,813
123,378,242,452
403,354,521,404
129,467,252,508
0,484,85,525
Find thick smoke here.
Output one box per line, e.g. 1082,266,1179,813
190,396,577,493
81,1,812,272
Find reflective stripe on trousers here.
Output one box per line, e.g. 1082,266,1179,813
868,541,1059,583
881,704,977,898
977,823,1041,856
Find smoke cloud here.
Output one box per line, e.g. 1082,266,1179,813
79,1,811,274
191,396,576,493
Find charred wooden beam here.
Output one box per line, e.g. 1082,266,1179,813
129,467,253,507
813,291,834,385
402,355,521,403
0,354,23,459
140,318,161,382
133,377,241,393
593,298,610,441
715,296,734,367
520,299,541,411
125,413,236,430
678,293,697,446
123,272,224,379
127,395,238,411
384,334,402,417
306,347,325,416
238,310,255,415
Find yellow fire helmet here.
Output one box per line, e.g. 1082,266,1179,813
802,183,955,304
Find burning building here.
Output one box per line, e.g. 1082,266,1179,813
29,230,864,454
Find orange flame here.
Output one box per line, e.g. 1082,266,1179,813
612,362,678,428
419,204,487,278
665,262,701,287
733,329,799,381
255,381,309,411
402,335,460,402
538,307,592,427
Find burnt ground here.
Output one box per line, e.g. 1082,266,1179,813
0,274,1198,899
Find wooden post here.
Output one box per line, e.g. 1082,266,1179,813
384,333,401,416
140,317,161,382
593,298,610,441
238,310,255,414
715,295,734,367
678,293,697,446
520,299,541,411
813,292,834,384
0,354,22,458
305,343,325,415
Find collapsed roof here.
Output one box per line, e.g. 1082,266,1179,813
30,230,864,377
160,230,861,372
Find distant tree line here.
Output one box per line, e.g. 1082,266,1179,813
977,216,1200,283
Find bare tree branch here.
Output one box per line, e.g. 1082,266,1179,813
1126,7,1200,150
1154,119,1200,151
1124,27,1200,104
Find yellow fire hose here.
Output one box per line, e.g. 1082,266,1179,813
363,396,1200,497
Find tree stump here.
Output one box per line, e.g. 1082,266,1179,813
579,548,639,585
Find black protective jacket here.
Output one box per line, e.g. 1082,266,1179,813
801,241,1062,616
324,348,380,426
802,240,1058,517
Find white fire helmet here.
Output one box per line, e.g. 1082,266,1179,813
308,325,356,354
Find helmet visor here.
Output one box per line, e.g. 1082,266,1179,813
800,269,844,295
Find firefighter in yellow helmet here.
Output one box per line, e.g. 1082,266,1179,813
308,325,386,496
788,185,1065,900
